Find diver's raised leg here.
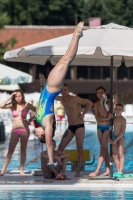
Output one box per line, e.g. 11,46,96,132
47,22,84,93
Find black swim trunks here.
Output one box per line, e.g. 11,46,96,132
68,124,84,134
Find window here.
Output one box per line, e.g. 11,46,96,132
90,66,101,79
118,62,128,79
77,66,88,79
103,67,110,79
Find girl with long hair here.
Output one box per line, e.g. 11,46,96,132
0,89,36,175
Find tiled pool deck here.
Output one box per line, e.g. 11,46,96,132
1,170,133,191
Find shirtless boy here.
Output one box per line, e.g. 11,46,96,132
89,86,112,177
56,84,93,177
41,140,70,180
108,102,126,173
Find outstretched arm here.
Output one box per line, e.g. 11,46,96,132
27,103,36,124
28,103,36,112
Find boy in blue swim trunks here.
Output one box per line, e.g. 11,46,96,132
34,22,84,167
108,102,126,173
89,86,113,177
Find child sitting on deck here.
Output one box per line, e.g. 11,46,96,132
41,140,70,180
108,102,126,176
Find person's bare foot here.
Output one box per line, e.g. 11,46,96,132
89,171,99,177
100,171,110,176
20,171,25,175
75,22,84,38
0,172,4,176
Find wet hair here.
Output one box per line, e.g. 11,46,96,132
39,136,56,144
64,83,68,87
96,86,106,93
39,134,46,143
12,89,26,110
115,102,124,109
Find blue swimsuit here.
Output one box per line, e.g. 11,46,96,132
97,125,110,133
35,81,61,126
112,134,125,140
97,125,125,139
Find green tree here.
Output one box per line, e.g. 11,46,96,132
0,0,51,25
0,0,85,25
0,3,17,62
82,0,133,27
1,0,133,27
45,0,85,25
0,13,10,29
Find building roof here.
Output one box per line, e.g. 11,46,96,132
0,25,76,49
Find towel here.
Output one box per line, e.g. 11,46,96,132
113,172,133,178
103,94,109,112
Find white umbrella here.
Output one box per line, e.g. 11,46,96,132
0,63,32,84
4,22,133,67
0,63,32,91
0,84,20,91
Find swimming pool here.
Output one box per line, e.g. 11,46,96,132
1,124,133,200
0,190,133,200
0,124,133,172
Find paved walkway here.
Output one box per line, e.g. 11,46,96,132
1,170,133,190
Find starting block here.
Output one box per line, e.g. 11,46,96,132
64,149,95,171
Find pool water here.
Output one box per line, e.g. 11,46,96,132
0,190,133,200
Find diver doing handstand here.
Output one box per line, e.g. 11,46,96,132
34,22,84,167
